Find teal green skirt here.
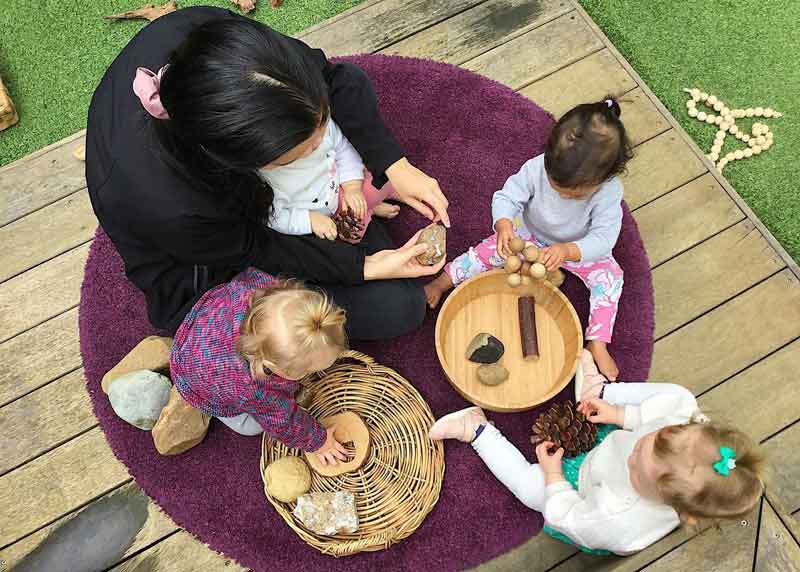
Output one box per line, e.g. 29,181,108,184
542,423,616,556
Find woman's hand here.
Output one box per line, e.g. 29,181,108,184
494,218,516,259
314,426,349,466
539,242,580,272
577,398,624,426
386,158,450,227
535,441,566,484
341,180,367,219
363,228,447,280
310,212,338,241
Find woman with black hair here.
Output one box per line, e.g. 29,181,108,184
86,6,449,338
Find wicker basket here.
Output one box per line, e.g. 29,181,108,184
260,351,445,557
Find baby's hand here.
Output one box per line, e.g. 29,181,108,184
341,181,367,219
535,441,565,478
310,212,338,241
577,398,624,426
540,243,568,271
314,426,349,466
494,218,516,258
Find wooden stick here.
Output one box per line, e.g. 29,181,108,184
518,296,539,360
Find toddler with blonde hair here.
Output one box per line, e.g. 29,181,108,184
429,351,765,554
170,267,350,464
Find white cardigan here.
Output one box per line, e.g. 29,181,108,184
543,384,703,554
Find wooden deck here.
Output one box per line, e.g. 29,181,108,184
2,1,799,570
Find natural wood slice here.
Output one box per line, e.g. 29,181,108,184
651,220,784,339
651,270,800,395
436,270,582,412
382,0,571,65
0,308,80,406
622,130,707,210
464,13,603,91
519,49,636,119
0,368,94,475
633,173,743,267
304,411,370,477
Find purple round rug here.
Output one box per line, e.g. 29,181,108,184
80,55,654,571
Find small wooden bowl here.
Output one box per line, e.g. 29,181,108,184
304,411,370,477
435,270,582,412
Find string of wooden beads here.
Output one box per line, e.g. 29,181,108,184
683,88,783,172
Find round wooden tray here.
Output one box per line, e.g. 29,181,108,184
435,270,583,412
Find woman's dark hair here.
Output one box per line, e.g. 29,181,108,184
154,17,330,218
544,96,633,188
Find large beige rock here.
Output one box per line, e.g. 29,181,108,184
152,385,210,455
102,336,173,393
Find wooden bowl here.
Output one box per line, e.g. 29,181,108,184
304,411,370,477
435,270,582,412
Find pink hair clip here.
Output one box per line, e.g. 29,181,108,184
133,65,170,120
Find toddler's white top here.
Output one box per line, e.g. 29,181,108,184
544,386,703,554
260,120,364,235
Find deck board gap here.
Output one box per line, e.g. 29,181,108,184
0,423,99,479
765,497,800,546
100,528,184,572
0,237,94,287
0,185,88,230
0,364,83,409
0,303,79,346
648,219,746,272
751,498,765,572
511,45,602,94
629,171,707,214
761,416,800,446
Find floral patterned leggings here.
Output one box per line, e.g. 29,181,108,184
443,232,624,343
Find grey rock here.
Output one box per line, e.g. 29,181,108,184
107,370,171,430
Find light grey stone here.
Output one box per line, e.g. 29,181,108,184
107,370,171,430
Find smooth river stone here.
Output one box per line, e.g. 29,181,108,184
107,370,172,430
151,385,211,455
415,223,446,265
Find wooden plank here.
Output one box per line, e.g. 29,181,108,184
697,340,800,443
476,531,577,572
463,13,603,91
0,369,95,476
636,508,758,572
0,243,89,344
621,130,707,210
651,221,784,339
381,0,572,65
0,190,96,283
567,0,800,281
0,482,178,571
756,499,800,572
0,132,86,226
633,173,743,267
763,422,800,513
301,0,485,57
650,270,800,395
111,530,247,572
519,49,636,119
0,308,81,406
297,0,386,38
0,427,129,547
616,88,671,147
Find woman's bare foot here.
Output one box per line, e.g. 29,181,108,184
373,202,401,219
424,273,454,308
588,340,619,381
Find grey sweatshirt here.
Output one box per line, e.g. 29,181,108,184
491,154,624,262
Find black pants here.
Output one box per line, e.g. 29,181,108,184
316,221,427,341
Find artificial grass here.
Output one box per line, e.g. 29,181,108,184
579,0,800,261
0,0,361,166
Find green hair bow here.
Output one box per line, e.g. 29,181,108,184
713,446,737,477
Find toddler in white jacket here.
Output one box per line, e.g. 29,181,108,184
430,351,765,555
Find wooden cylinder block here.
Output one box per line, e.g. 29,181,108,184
518,296,539,360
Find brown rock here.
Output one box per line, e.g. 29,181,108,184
477,363,509,386
152,385,210,455
0,76,19,131
102,336,172,393
415,223,446,266
264,456,311,502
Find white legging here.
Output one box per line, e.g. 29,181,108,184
217,412,264,436
470,383,693,510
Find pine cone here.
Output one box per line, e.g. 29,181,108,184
530,401,597,457
332,210,364,241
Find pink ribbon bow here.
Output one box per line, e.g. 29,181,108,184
133,65,170,120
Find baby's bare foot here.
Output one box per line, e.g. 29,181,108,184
424,273,453,309
588,340,619,381
373,202,401,219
